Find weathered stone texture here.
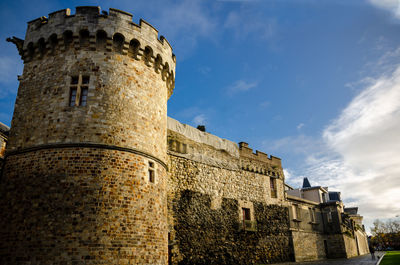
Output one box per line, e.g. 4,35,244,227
9,49,168,162
0,148,167,264
169,190,292,265
1,6,175,265
167,122,290,264
292,231,327,261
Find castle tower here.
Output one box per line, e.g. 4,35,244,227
0,6,175,264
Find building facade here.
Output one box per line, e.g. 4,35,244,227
0,6,368,265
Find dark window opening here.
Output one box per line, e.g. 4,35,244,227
96,30,107,50
63,31,73,49
242,208,251,221
129,39,140,59
69,74,89,107
79,29,90,48
113,33,125,53
149,161,155,183
270,177,277,198
69,88,77,107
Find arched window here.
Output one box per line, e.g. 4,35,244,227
49,34,58,54
113,33,125,53
38,38,46,57
143,46,153,66
154,54,162,73
63,30,73,49
162,62,169,81
27,42,34,59
128,39,140,59
96,30,107,51
79,29,90,48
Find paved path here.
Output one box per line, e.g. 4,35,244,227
275,252,385,265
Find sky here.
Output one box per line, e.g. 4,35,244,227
0,0,400,233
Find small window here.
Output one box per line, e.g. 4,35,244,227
309,207,315,223
292,205,297,220
292,204,301,220
327,211,332,223
270,177,277,198
80,87,88,106
148,161,155,183
69,88,77,107
69,74,89,107
242,208,251,221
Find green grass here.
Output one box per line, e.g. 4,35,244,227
380,251,400,265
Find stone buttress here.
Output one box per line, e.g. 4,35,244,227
0,6,175,265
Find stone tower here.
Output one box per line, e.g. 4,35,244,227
0,6,175,264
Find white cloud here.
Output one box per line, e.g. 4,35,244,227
264,49,400,232
368,0,400,18
227,80,258,94
193,114,207,125
296,123,304,130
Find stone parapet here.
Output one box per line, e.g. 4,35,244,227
19,6,175,97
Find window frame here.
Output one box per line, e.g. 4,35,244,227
69,74,89,107
148,161,156,183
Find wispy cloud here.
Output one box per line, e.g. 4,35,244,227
227,80,258,94
368,0,400,19
265,47,400,232
114,0,218,59
151,0,217,58
296,123,305,130
224,5,277,41
193,114,207,125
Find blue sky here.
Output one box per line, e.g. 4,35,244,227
1,0,400,232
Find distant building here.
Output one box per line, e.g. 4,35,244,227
287,178,369,261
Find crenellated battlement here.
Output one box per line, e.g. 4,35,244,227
13,6,176,96
238,142,283,178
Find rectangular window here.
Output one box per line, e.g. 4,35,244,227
80,87,88,106
327,211,332,223
270,177,277,198
292,204,301,220
69,74,89,107
309,207,315,222
242,208,251,221
292,205,297,219
148,161,155,183
69,88,77,107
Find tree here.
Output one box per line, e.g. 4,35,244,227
370,219,400,250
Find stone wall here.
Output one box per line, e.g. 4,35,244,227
1,6,175,265
292,231,326,261
0,147,168,264
343,234,358,258
169,190,292,265
325,234,347,259
167,118,292,264
355,230,369,255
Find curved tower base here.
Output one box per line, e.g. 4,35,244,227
0,146,167,264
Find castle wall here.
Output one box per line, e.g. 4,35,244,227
0,7,175,265
355,230,369,255
292,231,327,261
342,234,359,258
0,148,167,264
8,48,168,163
167,118,292,264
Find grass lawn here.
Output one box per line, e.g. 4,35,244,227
380,251,400,265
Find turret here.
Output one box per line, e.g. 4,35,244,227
0,6,175,264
